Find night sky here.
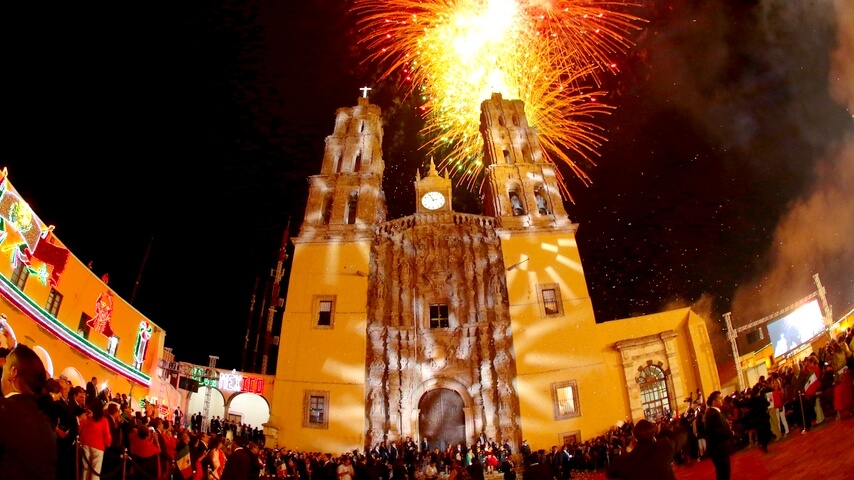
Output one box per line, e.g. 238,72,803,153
5,0,853,370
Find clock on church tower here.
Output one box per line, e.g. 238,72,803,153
415,158,453,213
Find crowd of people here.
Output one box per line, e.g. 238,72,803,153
1,328,852,480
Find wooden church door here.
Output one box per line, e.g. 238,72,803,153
419,388,465,452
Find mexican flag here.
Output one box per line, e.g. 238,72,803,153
804,372,819,398
176,443,192,479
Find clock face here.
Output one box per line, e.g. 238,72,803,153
421,191,446,210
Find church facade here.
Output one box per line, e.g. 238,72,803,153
268,94,721,453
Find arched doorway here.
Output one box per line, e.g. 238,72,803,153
419,388,465,451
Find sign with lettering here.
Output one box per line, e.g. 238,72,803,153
218,370,264,394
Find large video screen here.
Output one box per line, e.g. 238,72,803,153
766,299,825,358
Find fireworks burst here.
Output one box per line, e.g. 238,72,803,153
353,0,645,196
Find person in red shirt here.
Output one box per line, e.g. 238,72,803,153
130,425,162,478
79,398,113,480
152,418,178,480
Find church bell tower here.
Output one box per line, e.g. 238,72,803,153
299,96,387,241
480,93,571,231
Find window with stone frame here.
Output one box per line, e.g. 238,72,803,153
551,380,581,420
314,296,336,328
304,390,329,429
638,364,670,421
559,430,581,447
429,303,449,329
538,284,563,317
46,288,63,317
11,262,29,290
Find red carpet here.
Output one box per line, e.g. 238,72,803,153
572,415,854,480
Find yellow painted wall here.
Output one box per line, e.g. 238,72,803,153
500,230,720,446
271,240,371,452
0,216,163,399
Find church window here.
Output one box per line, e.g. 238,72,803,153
11,262,29,290
638,365,670,421
346,192,358,225
521,144,533,162
313,296,336,328
354,150,362,172
498,115,506,127
509,190,525,215
512,114,519,126
551,380,581,420
503,149,512,165
46,288,64,317
333,151,342,173
429,304,449,329
78,312,92,339
359,120,365,133
321,193,333,225
538,284,563,317
303,390,330,429
534,186,550,215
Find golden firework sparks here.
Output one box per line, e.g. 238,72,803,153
354,0,645,196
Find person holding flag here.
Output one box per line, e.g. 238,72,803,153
176,430,194,480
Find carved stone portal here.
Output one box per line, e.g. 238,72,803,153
365,213,521,450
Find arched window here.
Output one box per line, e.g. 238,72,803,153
638,365,670,421
509,190,525,216
534,186,550,215
321,193,333,225
359,120,365,133
346,192,358,225
354,150,362,172
503,149,512,165
521,143,534,162
498,115,506,127
333,152,342,174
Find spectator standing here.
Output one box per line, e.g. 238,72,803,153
605,419,678,480
102,402,126,480
338,455,356,480
704,391,735,480
208,437,228,480
221,441,261,480
86,376,99,401
79,397,113,480
0,344,57,480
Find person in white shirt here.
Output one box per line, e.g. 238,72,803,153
337,455,355,480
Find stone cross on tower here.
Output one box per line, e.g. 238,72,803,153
359,86,372,98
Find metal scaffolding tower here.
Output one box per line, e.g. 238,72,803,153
203,355,218,431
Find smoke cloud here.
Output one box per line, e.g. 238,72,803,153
730,0,854,325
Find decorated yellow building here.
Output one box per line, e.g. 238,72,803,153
268,94,721,453
0,168,166,407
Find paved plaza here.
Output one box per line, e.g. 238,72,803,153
577,414,853,480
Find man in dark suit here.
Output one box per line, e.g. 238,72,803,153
221,441,261,480
704,391,735,480
0,344,58,480
86,376,99,401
